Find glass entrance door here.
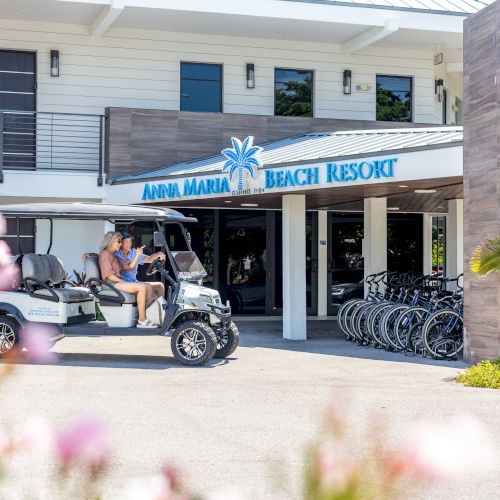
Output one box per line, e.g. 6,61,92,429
219,210,267,314
272,212,318,315
327,213,364,315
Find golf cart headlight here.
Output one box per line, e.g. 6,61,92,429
332,287,345,295
200,294,212,304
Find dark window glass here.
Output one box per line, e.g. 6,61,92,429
387,214,423,272
442,89,447,124
330,213,364,288
0,51,35,73
376,75,412,122
180,62,222,112
275,68,313,117
2,218,35,255
220,210,266,314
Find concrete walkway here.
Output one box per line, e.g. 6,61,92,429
1,320,498,499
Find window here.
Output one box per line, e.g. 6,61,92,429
442,89,447,124
274,68,313,117
180,62,222,112
432,216,446,276
3,218,35,255
376,75,412,122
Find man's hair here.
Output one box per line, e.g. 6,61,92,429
100,231,121,252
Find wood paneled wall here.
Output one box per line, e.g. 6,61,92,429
463,1,500,363
105,108,427,178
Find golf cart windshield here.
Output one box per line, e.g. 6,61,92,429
171,251,207,281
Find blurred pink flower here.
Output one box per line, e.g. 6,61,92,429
0,425,14,456
392,415,498,481
55,417,109,472
0,240,20,291
21,323,58,363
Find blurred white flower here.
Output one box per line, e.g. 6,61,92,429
22,416,54,454
21,323,58,363
396,415,498,480
124,474,175,500
205,487,246,500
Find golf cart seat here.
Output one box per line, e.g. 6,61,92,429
22,254,93,303
84,255,136,304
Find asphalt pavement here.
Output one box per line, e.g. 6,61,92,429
1,319,499,499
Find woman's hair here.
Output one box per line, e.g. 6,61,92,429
100,231,121,252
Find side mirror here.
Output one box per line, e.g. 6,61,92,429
153,231,167,247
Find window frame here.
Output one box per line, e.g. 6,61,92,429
375,74,413,123
180,61,223,113
274,67,314,118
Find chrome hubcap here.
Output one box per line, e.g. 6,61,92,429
176,328,207,360
0,323,15,353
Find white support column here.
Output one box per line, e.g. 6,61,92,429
317,210,328,317
423,213,433,275
283,194,307,340
446,199,463,282
363,198,387,296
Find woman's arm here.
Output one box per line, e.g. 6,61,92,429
105,273,124,283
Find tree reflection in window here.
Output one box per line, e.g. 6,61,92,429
376,75,412,122
275,68,313,117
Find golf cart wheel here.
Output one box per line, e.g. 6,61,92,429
171,321,217,366
214,321,240,358
0,315,19,356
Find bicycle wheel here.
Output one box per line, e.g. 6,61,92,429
349,301,372,342
355,302,379,344
338,299,362,340
379,305,409,351
394,307,427,350
367,303,392,348
422,310,463,359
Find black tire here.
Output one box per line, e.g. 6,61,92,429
214,321,239,358
170,321,217,366
0,315,20,356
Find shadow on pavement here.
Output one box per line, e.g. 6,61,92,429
2,352,230,370
236,319,466,368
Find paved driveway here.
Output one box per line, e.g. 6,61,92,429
1,320,499,499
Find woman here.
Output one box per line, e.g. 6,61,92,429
98,231,156,329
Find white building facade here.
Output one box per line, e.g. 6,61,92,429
0,0,482,333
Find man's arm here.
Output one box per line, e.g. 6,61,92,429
142,252,166,264
121,246,146,270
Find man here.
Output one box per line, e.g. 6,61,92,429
114,231,166,299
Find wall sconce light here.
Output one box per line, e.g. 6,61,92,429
435,78,444,102
343,69,352,95
246,63,255,89
50,50,60,77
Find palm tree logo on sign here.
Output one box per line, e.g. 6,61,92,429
222,136,263,191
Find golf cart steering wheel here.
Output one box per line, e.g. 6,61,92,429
146,256,163,276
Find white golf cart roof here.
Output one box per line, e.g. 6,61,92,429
0,202,197,223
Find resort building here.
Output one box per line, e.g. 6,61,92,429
0,0,493,359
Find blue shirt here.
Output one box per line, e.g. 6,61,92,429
114,248,146,282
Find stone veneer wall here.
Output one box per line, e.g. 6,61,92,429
105,108,429,179
463,1,500,363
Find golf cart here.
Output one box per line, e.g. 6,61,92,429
0,203,239,366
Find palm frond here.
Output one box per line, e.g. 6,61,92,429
470,236,500,276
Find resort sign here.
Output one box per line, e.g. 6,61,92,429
141,136,397,202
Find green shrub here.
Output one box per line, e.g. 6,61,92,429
456,359,500,389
